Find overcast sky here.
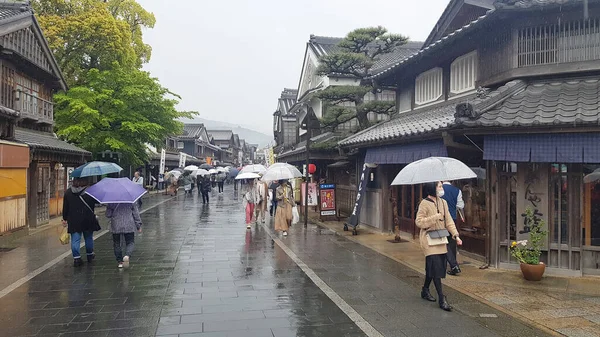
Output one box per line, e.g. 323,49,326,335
138,0,450,135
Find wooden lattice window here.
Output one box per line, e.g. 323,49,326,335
450,51,478,94
415,67,443,105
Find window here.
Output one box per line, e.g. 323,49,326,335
450,51,478,94
415,68,442,105
398,90,411,113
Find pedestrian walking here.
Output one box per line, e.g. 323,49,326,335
275,180,293,236
442,181,464,276
269,181,279,216
132,171,144,208
243,179,255,229
253,176,268,223
416,181,462,311
62,178,101,267
106,203,142,268
158,173,165,191
200,175,211,204
217,173,225,193
179,171,193,196
211,174,217,189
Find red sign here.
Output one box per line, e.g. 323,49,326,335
319,184,336,216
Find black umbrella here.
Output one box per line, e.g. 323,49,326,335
199,164,213,170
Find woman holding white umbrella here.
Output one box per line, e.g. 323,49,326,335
274,180,294,236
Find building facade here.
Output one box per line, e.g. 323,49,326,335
339,0,600,276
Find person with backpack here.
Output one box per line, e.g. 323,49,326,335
416,181,462,312
442,181,464,276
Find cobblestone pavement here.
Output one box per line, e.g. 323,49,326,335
0,190,552,336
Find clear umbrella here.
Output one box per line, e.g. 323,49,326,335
584,168,600,183
262,165,303,181
235,172,261,180
184,165,199,171
191,169,209,177
391,157,477,186
240,164,267,174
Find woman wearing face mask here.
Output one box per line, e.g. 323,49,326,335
415,181,462,311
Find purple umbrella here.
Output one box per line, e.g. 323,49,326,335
85,178,147,204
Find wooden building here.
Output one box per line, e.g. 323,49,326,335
0,1,90,233
339,0,600,276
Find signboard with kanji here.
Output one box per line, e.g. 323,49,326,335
320,183,336,216
301,183,317,206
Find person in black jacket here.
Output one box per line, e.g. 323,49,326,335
62,178,101,267
200,175,212,204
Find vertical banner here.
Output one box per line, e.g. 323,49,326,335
319,184,336,216
264,149,271,166
67,167,75,187
347,164,371,228
206,157,212,165
179,152,186,168
269,148,275,165
301,183,317,206
159,149,166,174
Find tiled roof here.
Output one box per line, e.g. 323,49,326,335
14,128,90,155
308,35,343,58
207,130,233,141
278,132,337,158
278,88,298,116
181,124,205,139
460,78,600,127
369,11,495,79
0,1,30,23
339,103,457,147
494,0,592,9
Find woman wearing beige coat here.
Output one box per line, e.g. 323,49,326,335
274,180,293,236
415,181,463,311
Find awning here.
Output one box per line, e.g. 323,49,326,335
364,140,447,164
484,133,600,163
328,161,350,168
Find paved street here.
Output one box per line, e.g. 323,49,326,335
0,190,550,337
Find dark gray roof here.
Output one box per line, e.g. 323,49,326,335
207,130,233,141
0,1,30,23
278,132,337,157
494,0,592,9
277,88,298,116
339,103,457,147
0,105,18,118
14,128,90,154
181,124,205,139
459,78,600,127
308,35,343,58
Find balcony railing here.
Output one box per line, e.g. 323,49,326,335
17,90,53,124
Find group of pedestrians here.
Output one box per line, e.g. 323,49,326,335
242,177,294,237
62,176,144,269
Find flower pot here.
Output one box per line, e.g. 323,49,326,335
519,262,545,281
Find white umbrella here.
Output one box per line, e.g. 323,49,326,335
391,157,477,186
240,164,267,174
184,165,199,171
191,169,209,177
235,172,261,180
167,170,182,178
208,169,218,174
262,165,303,181
584,168,600,184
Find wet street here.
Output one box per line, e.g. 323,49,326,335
0,190,549,337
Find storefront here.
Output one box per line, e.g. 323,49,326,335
0,140,29,236
485,133,600,276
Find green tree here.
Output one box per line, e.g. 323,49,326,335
54,65,195,165
316,27,408,130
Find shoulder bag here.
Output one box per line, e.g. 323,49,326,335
425,198,449,246
79,195,101,229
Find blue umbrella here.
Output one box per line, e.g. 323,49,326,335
228,168,239,178
71,161,123,178
85,178,147,204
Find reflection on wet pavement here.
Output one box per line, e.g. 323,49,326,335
0,191,367,337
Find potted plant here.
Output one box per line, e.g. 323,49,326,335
510,208,548,281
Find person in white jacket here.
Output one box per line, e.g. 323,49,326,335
253,176,269,224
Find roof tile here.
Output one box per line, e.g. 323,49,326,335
14,128,90,155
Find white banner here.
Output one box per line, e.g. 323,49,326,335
179,152,186,168
159,149,166,174
264,149,271,166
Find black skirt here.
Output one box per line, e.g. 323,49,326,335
425,254,447,279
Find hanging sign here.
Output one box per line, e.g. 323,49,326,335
320,183,336,216
347,164,371,228
159,149,166,174
179,152,186,168
301,183,318,206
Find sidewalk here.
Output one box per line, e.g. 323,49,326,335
309,213,600,337
0,190,174,294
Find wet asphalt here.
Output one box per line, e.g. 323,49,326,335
0,188,551,337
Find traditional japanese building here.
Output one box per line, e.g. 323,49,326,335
0,1,90,234
339,0,600,276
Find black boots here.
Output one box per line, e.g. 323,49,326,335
73,258,83,267
87,254,95,263
421,287,436,302
448,266,461,276
439,296,453,311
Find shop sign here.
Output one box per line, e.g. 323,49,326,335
320,183,336,216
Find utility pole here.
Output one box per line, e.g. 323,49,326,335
303,106,315,228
